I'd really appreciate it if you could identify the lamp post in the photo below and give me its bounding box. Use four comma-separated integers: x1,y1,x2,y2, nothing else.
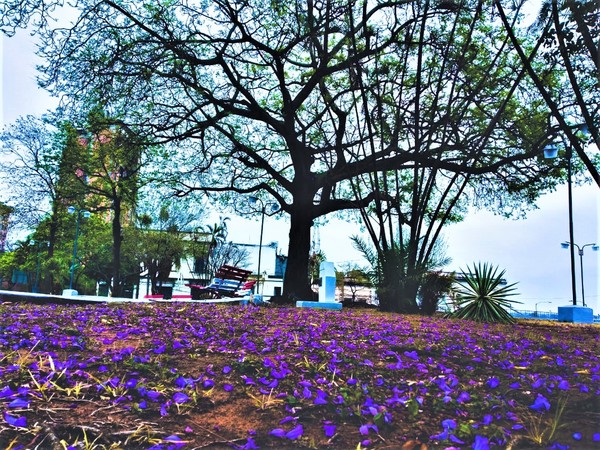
68,206,91,291
534,301,552,317
544,125,588,306
561,242,598,307
248,196,278,295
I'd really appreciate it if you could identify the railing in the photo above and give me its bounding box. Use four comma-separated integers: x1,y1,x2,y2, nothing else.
510,309,600,323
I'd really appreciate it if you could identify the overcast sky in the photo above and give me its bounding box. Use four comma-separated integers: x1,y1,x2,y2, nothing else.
2,26,598,313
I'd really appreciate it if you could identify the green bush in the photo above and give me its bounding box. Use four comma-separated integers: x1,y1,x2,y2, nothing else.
447,262,520,324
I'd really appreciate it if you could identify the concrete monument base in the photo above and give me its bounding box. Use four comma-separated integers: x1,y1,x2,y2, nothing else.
557,305,593,324
296,301,342,310
62,289,79,297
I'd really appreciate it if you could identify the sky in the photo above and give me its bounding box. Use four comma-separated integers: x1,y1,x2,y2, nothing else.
2,25,598,313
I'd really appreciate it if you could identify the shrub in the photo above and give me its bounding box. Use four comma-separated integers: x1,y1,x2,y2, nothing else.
447,262,520,324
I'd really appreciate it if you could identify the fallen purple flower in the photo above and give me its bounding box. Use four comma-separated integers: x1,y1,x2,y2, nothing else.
269,428,286,438
4,412,27,427
8,398,29,408
173,392,190,404
323,422,336,437
472,435,490,450
530,393,550,411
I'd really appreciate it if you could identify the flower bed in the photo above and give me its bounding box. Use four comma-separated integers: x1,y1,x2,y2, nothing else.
0,303,598,449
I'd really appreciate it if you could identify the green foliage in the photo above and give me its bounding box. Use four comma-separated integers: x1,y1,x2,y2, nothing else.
419,271,455,316
352,236,450,314
447,262,520,324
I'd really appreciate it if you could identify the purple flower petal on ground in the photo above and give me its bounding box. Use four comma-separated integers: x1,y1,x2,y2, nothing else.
360,424,370,435
530,393,550,411
125,378,138,389
138,400,147,409
222,365,232,374
242,437,259,450
323,422,336,437
431,430,449,440
173,392,189,404
4,412,27,427
269,428,286,438
593,433,600,441
223,383,234,392
175,376,194,388
203,379,215,389
486,377,500,389
285,424,303,440
8,398,29,408
442,419,457,430
146,390,161,401
404,350,418,360
457,391,471,403
449,434,465,444
0,386,15,398
163,435,185,447
473,435,490,450
302,386,312,399
557,380,569,390
314,389,327,405
572,432,582,441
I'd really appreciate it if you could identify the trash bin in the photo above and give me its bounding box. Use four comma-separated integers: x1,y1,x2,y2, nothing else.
157,285,173,300
97,281,109,297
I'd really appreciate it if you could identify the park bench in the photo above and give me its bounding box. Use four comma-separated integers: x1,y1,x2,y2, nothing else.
187,265,254,300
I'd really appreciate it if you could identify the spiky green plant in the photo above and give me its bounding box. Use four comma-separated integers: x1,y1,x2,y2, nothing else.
447,262,520,324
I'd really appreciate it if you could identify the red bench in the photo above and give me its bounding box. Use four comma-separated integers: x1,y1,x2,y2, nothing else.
187,265,253,299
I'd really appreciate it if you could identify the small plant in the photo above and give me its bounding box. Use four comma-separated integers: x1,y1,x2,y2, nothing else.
521,396,569,447
247,388,283,410
447,262,520,324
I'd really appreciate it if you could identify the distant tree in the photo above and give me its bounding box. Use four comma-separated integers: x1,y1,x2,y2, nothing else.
201,217,250,279
341,266,372,304
136,206,187,296
63,108,153,296
0,115,81,258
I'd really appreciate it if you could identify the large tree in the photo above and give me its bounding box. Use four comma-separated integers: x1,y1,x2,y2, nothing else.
0,0,572,300
346,0,564,312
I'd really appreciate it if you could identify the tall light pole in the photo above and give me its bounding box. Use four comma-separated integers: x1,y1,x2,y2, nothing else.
544,125,588,306
561,242,598,307
248,196,278,295
68,206,91,291
534,301,552,317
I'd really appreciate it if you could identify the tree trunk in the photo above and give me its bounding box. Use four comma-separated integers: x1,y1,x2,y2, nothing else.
283,207,315,302
111,198,123,297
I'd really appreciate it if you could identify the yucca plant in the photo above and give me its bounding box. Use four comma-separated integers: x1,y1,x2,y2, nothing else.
447,262,520,324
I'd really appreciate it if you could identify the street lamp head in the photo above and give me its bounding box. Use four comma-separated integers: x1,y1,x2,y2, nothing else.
266,203,280,214
248,196,259,206
543,144,559,159
592,244,599,252
561,242,570,249
82,211,91,219
67,206,76,214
